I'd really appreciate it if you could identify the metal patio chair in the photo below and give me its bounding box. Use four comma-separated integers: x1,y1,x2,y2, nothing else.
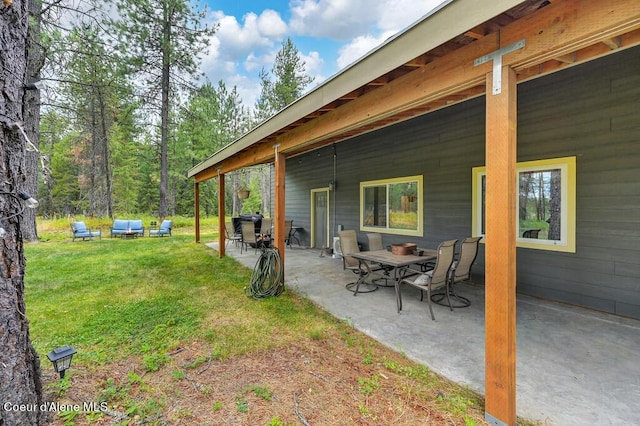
339,230,375,295
240,221,258,254
398,239,457,320
366,232,394,286
225,222,242,248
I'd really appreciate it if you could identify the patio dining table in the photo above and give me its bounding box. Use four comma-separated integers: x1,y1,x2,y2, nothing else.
347,248,437,312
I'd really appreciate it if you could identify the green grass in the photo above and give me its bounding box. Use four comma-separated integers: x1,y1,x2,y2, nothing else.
25,218,336,367
25,217,539,425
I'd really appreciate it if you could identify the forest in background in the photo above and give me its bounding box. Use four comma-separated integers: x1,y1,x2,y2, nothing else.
35,0,313,221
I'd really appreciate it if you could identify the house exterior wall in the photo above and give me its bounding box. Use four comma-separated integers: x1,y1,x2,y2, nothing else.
285,46,640,319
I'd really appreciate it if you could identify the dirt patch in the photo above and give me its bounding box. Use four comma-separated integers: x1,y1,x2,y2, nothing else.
44,332,488,425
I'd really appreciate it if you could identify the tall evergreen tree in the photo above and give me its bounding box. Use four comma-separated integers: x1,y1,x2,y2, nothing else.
255,37,314,122
61,24,130,217
253,37,313,214
174,81,250,216
0,0,44,423
22,0,45,241
109,0,216,218
39,111,82,216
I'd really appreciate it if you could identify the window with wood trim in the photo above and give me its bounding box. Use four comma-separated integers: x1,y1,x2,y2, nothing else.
472,156,576,252
360,175,423,237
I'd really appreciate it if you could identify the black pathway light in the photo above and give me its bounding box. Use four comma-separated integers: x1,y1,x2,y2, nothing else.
46,345,77,378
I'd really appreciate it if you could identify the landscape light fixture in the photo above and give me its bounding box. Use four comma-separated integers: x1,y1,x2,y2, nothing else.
46,345,77,378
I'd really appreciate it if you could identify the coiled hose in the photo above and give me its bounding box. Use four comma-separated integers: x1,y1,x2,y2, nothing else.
245,247,284,299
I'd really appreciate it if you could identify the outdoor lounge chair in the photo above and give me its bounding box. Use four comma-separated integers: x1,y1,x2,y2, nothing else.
149,220,172,237
71,221,101,241
398,239,457,320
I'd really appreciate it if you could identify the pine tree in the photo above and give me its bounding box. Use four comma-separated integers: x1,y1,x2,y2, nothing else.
109,0,216,218
0,0,44,423
255,37,314,122
252,38,313,214
174,81,250,215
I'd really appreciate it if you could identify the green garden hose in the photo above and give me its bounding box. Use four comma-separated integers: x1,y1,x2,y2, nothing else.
245,247,284,299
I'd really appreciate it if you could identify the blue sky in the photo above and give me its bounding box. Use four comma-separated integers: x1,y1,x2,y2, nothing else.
200,0,448,108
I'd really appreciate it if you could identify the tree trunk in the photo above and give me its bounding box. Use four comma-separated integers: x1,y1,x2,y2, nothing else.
158,8,172,219
97,89,114,218
0,1,45,424
22,0,44,241
548,170,562,241
518,173,532,222
89,99,98,216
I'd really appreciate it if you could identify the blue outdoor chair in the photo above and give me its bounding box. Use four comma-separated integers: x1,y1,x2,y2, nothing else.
71,221,101,241
149,220,172,237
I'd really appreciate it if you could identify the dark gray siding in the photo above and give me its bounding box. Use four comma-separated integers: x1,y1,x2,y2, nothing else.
285,46,640,319
516,47,640,318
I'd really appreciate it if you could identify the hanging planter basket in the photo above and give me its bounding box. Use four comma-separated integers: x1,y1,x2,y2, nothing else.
238,189,251,199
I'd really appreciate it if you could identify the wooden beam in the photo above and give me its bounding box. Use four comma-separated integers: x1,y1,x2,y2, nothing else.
503,0,640,71
273,146,286,277
484,66,517,426
218,172,225,257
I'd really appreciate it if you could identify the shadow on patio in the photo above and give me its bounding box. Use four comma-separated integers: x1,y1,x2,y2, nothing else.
207,242,640,425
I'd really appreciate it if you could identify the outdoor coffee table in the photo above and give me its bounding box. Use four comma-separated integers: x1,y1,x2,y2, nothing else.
121,231,138,239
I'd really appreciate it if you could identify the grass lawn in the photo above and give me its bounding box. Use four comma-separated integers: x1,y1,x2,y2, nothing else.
25,218,536,425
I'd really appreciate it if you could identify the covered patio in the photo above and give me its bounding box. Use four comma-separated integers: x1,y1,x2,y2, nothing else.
209,242,640,425
191,1,640,423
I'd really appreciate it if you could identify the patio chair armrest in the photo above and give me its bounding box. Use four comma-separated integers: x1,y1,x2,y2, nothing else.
419,261,436,272
398,268,420,280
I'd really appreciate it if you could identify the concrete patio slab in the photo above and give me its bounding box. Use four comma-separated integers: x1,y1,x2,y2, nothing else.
207,242,640,425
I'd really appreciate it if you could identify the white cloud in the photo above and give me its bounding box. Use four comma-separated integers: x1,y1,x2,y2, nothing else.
256,9,288,38
198,0,447,110
289,0,381,40
377,0,447,32
302,51,324,78
200,9,289,103
202,9,287,69
336,31,395,69
289,0,446,40
333,0,447,70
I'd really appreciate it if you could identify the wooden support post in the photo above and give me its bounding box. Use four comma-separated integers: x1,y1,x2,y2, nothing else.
273,145,286,278
484,65,517,426
194,182,200,243
218,171,225,257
